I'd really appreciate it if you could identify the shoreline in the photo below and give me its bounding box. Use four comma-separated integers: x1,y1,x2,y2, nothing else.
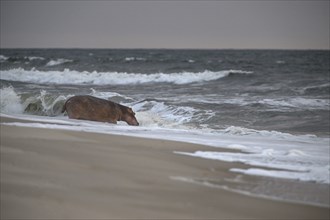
1,116,329,219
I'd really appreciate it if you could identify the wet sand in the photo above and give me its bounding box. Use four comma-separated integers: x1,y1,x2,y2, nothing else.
1,116,329,219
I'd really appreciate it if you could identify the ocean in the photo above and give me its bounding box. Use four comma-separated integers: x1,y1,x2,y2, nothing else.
1,49,329,205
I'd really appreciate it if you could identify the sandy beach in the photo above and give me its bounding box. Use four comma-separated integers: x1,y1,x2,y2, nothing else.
1,116,329,219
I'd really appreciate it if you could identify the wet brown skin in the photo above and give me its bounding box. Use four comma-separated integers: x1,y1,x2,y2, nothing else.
62,95,139,126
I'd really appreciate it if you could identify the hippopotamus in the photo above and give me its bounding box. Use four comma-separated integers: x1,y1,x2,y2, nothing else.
62,95,139,126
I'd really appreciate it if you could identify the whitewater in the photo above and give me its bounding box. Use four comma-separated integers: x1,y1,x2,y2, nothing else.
0,67,252,85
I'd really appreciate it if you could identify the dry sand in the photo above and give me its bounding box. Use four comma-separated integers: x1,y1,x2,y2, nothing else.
1,116,329,219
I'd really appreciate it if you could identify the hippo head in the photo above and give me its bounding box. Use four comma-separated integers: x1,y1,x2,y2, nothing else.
122,107,139,126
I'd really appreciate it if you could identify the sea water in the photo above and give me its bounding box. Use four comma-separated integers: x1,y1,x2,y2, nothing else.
1,49,329,206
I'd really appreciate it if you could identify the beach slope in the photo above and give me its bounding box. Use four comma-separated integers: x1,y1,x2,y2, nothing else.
1,118,329,219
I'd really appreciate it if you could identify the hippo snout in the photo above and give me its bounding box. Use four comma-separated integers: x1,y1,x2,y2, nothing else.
123,109,139,126
128,119,139,126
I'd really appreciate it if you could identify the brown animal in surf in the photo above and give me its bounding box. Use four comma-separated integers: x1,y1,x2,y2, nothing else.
62,95,139,126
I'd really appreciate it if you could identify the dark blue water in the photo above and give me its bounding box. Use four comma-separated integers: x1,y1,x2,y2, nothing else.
1,49,329,136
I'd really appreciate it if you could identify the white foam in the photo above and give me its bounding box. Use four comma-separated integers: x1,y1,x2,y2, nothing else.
89,88,134,101
0,87,24,114
222,126,305,138
26,90,68,115
134,100,196,125
124,57,146,62
0,87,73,116
46,58,73,66
175,133,330,184
230,167,330,183
0,55,9,61
0,68,252,85
24,56,45,61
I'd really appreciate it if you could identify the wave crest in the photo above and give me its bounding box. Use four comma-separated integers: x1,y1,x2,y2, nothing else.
46,58,73,66
0,86,24,114
0,87,70,116
0,68,252,85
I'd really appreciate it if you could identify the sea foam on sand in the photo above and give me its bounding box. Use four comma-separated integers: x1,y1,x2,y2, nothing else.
1,113,329,185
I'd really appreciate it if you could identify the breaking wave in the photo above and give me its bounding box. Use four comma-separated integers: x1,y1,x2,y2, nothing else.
0,87,212,129
0,55,46,63
0,86,69,116
0,55,9,62
0,86,25,114
0,86,218,132
0,68,253,85
46,58,73,66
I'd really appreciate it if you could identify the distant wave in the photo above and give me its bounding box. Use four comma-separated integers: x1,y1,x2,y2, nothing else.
0,55,45,62
124,57,146,62
302,83,330,95
25,56,45,61
46,58,73,66
0,55,9,62
0,68,253,85
257,98,330,110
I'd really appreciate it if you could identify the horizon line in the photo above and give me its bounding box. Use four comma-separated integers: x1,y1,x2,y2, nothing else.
1,47,329,51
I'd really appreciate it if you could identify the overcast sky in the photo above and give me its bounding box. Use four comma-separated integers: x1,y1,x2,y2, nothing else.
1,1,329,49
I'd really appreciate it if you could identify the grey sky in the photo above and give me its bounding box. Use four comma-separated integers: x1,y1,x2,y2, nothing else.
1,1,329,49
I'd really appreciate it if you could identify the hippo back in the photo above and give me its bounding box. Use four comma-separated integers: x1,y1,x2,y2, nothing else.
64,95,120,123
